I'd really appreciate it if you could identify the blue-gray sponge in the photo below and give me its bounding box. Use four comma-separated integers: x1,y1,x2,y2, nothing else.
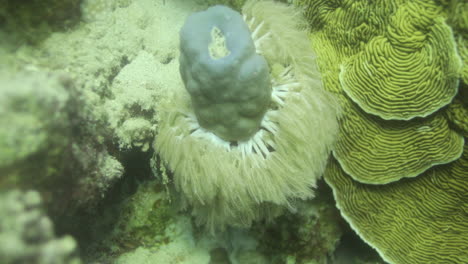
179,5,271,141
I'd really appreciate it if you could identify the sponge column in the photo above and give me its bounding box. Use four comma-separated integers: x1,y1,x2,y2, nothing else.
179,5,271,142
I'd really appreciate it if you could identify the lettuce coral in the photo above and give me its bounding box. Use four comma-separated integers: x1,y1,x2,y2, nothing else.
324,144,468,264
299,0,464,183
333,100,463,184
295,0,467,263
340,14,461,120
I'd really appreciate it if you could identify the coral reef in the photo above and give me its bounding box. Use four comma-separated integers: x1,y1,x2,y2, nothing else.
4,0,445,263
0,190,81,264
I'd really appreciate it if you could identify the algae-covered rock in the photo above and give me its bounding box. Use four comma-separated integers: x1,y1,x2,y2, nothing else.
0,69,123,216
104,51,165,151
251,184,343,264
0,190,81,264
324,142,468,264
0,0,82,45
82,181,173,262
0,71,69,168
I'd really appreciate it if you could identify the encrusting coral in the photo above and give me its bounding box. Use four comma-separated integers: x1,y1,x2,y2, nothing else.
155,0,340,231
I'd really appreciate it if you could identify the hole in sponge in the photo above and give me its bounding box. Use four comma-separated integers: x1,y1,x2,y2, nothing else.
208,26,231,59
